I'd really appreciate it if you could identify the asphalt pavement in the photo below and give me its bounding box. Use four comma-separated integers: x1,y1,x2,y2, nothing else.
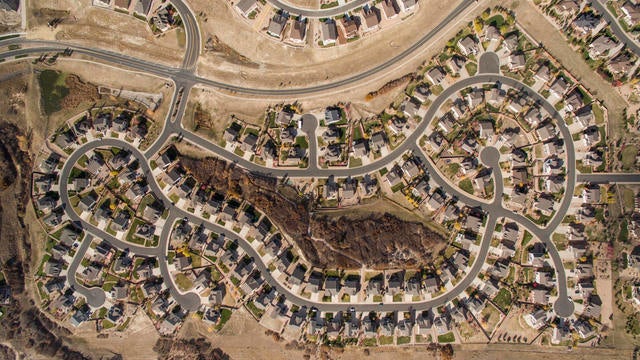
58,68,585,316
171,0,201,70
0,0,479,96
267,0,369,17
66,234,107,308
478,51,500,74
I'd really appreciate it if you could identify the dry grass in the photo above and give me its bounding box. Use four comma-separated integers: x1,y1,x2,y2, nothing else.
511,0,627,140
317,197,448,238
28,0,183,66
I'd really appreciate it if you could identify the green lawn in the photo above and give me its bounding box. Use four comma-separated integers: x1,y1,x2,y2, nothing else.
493,288,512,312
362,338,378,346
621,145,637,171
552,233,568,251
102,319,116,330
295,136,309,149
397,336,411,345
245,301,264,318
592,104,605,124
378,336,394,345
438,332,455,343
174,273,193,291
38,70,68,115
445,163,461,178
622,188,635,212
458,179,474,194
465,62,478,76
522,231,533,247
215,309,233,330
349,157,363,168
125,218,147,245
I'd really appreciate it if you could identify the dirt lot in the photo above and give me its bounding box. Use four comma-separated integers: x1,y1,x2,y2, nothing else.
0,8,21,32
184,88,273,140
192,0,482,92
39,60,173,127
179,308,308,359
67,311,160,359
27,0,183,67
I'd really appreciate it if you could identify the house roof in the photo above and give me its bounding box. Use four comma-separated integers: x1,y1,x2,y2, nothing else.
236,0,258,14
267,15,287,37
290,20,306,41
321,21,338,42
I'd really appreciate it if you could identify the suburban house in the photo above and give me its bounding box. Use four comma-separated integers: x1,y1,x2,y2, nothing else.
321,20,338,46
621,1,640,27
399,0,416,12
571,12,605,36
289,19,307,43
235,0,258,18
588,35,620,59
426,67,446,85
362,7,381,31
381,0,399,19
267,14,288,38
457,35,479,56
342,17,359,39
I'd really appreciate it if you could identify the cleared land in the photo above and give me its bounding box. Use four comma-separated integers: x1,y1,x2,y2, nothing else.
27,0,183,67
192,0,482,92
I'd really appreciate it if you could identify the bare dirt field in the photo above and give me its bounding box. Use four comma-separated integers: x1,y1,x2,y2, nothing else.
192,0,484,91
188,83,406,142
0,8,21,32
27,0,183,67
281,0,319,8
184,87,273,140
42,60,173,124
179,308,309,359
317,197,448,237
66,311,160,359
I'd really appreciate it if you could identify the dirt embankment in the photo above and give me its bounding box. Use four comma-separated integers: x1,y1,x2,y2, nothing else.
153,338,229,360
0,122,101,359
181,155,445,269
310,213,443,269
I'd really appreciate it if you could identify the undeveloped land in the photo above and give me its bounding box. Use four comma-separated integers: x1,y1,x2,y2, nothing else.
27,0,183,67
180,152,446,269
192,0,477,91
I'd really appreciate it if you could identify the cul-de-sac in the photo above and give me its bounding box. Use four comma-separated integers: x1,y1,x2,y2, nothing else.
0,0,639,358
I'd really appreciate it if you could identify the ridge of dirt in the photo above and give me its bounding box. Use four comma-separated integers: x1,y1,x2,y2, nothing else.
180,154,446,269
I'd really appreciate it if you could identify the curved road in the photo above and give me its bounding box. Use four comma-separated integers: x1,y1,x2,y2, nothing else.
154,71,577,316
60,139,201,310
591,0,640,56
66,234,107,308
171,0,201,70
60,136,506,313
0,0,478,96
59,70,578,316
269,0,369,17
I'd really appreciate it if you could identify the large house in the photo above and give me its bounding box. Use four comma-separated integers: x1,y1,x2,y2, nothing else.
457,35,479,56
235,0,258,18
321,20,338,46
